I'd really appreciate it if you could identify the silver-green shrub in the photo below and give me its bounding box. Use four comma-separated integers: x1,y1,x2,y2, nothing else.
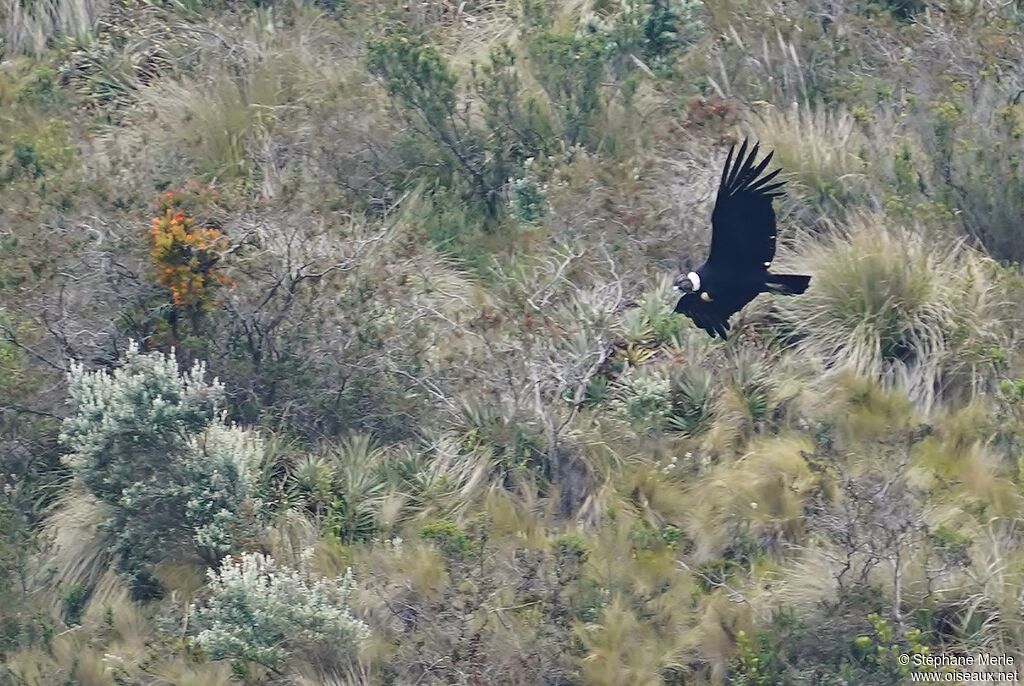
59,340,263,598
191,552,369,669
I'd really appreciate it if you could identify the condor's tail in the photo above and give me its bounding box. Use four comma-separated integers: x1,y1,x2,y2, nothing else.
763,273,811,296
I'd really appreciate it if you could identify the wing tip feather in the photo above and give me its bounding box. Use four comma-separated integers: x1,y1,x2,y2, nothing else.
720,138,786,200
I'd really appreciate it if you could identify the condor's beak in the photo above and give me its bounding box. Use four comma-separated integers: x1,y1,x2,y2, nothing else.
673,275,692,293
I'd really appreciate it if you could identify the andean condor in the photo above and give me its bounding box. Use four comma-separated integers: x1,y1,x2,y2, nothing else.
672,139,811,340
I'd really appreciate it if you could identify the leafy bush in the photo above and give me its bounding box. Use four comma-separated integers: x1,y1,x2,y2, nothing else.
523,23,608,151
420,518,478,558
59,341,263,598
367,2,693,235
850,613,933,683
599,0,707,77
191,552,368,670
729,628,787,686
870,0,926,20
0,476,48,658
0,117,76,187
367,30,547,225
613,368,673,430
149,187,231,311
509,163,548,224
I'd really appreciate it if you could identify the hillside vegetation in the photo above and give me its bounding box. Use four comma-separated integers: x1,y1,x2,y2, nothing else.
2,0,1024,684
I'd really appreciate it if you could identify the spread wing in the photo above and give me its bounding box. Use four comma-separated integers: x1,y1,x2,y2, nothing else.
673,292,748,341
707,139,786,271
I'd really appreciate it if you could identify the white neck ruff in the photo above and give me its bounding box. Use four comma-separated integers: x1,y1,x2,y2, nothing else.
687,271,701,291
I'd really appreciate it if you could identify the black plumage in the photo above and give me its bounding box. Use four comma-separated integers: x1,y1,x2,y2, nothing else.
672,139,811,340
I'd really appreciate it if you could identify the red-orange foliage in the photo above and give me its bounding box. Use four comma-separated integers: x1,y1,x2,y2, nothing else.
149,186,232,309
683,95,739,143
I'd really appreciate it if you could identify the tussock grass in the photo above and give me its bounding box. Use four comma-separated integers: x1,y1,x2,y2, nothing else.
959,523,1024,652
683,592,753,683
682,435,816,561
913,435,1023,521
576,595,687,686
38,489,117,612
138,62,310,181
23,634,113,686
265,508,320,567
131,5,349,183
730,437,817,539
750,546,842,618
146,660,236,686
749,102,870,214
776,214,1007,409
4,593,153,685
707,22,812,107
825,372,917,442
1,0,107,57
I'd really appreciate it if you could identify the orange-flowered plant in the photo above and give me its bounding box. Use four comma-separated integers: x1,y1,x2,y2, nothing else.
149,186,232,310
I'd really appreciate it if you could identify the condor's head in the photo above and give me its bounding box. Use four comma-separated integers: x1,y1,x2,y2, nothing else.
672,271,701,294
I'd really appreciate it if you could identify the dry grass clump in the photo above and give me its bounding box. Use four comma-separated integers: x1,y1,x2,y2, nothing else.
37,488,118,612
1,0,107,57
128,4,353,184
682,435,817,562
749,102,871,215
775,213,1007,409
138,62,317,182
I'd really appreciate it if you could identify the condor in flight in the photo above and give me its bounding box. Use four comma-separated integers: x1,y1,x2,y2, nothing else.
672,139,811,340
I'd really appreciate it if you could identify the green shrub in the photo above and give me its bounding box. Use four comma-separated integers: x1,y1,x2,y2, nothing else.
368,30,552,228
13,64,63,108
601,0,707,77
522,24,607,151
0,117,76,187
509,166,548,224
729,628,786,686
868,0,926,20
367,30,495,214
420,518,478,558
59,584,87,625
851,612,933,683
0,478,47,656
471,42,556,194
